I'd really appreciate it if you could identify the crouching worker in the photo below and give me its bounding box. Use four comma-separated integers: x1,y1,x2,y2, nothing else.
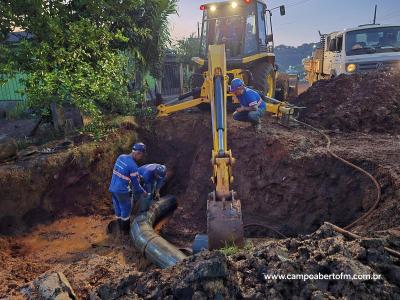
137,164,167,213
230,78,267,132
108,142,148,234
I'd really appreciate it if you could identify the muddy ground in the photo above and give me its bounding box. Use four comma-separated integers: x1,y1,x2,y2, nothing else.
1,72,400,298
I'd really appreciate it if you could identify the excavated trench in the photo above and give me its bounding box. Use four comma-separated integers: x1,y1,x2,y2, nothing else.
1,110,398,298
140,112,379,246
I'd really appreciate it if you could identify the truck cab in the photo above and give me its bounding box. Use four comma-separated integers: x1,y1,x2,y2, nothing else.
304,24,400,84
324,24,400,76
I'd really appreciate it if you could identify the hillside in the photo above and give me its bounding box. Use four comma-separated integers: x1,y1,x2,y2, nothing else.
274,42,318,72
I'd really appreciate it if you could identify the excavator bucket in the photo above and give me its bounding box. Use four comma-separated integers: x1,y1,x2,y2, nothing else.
207,197,244,250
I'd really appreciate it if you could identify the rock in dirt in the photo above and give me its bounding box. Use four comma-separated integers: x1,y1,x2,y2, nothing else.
33,272,77,300
294,71,400,133
90,224,400,299
0,134,17,161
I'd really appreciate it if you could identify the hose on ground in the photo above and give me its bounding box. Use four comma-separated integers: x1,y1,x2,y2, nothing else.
244,223,287,238
325,222,400,259
291,118,381,231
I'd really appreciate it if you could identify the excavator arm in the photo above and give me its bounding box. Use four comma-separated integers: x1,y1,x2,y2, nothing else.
155,46,300,250
206,44,244,250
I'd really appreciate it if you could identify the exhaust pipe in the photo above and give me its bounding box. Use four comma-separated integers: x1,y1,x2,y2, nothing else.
130,195,187,268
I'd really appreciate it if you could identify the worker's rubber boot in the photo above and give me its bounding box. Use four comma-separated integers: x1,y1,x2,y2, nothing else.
120,218,130,235
107,219,119,235
117,219,124,235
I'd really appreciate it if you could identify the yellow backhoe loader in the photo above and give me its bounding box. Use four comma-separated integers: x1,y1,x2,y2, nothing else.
157,0,300,249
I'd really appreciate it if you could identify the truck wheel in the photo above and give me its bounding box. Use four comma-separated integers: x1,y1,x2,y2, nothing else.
251,62,276,98
275,72,289,101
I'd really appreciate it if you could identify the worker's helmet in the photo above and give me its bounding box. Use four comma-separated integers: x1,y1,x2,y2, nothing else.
155,164,167,178
132,142,146,153
229,78,244,92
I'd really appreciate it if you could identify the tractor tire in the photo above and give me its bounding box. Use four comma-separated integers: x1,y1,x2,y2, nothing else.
250,61,276,98
275,72,289,101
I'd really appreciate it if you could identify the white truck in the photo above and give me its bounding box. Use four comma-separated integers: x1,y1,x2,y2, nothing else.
304,24,400,84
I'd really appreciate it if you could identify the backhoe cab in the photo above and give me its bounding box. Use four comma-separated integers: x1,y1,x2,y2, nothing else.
156,1,299,251
199,0,274,60
157,0,294,117
193,0,289,101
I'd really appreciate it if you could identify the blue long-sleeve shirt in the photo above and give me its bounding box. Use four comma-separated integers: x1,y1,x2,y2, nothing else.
237,87,266,111
109,154,146,194
138,164,166,193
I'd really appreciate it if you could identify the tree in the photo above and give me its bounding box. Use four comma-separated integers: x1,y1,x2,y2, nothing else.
174,34,200,64
0,0,177,127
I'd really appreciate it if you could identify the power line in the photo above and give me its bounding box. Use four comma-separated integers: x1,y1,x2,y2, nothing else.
285,0,314,9
384,14,400,21
268,0,314,9
380,9,400,19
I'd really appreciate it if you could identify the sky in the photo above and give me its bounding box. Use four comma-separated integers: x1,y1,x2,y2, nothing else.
169,0,400,46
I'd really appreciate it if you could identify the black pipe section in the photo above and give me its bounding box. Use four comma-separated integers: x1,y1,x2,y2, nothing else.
130,195,187,268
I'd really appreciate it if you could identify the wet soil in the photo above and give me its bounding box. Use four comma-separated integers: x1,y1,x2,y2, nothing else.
0,215,153,298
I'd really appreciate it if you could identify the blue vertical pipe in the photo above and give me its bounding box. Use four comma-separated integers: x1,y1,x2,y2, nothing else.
214,76,225,153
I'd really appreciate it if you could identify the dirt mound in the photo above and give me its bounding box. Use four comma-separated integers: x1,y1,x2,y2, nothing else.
294,71,400,133
90,223,400,299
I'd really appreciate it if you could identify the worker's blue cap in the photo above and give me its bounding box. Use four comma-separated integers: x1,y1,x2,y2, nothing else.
229,78,244,92
155,164,167,177
132,142,146,153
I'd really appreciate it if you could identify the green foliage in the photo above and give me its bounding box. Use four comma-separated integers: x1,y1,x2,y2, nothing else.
220,242,240,256
244,240,254,252
0,0,177,134
6,101,30,120
174,34,201,64
220,240,254,256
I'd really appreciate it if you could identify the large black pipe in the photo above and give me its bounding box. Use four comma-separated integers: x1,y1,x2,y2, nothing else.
130,195,187,268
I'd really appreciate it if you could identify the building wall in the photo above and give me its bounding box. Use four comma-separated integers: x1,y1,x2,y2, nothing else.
0,74,26,102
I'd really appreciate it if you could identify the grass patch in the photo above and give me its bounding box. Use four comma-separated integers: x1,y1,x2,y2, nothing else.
219,240,255,256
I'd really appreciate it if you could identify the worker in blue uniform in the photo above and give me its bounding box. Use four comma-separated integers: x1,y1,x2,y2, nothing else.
137,164,167,213
230,78,267,132
108,142,148,234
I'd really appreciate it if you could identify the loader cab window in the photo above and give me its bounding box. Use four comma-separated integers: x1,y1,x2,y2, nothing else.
244,6,257,54
199,5,245,58
336,35,343,52
325,36,331,51
327,36,343,52
257,2,267,47
329,37,337,51
199,11,208,57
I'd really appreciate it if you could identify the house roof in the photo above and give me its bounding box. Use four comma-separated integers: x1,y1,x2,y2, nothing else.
4,31,33,43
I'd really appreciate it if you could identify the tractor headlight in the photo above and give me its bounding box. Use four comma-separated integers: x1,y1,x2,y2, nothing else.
231,2,238,8
346,63,357,73
210,5,217,12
